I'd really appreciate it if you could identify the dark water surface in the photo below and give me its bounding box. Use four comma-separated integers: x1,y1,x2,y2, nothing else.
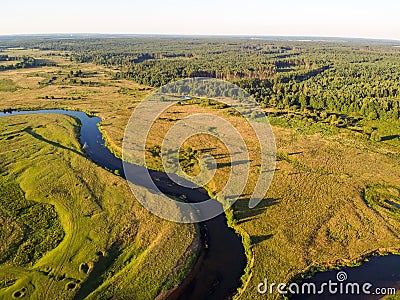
292,255,400,300
0,109,246,300
386,200,400,209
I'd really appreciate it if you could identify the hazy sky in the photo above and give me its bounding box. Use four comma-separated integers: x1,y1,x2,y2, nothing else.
1,0,399,40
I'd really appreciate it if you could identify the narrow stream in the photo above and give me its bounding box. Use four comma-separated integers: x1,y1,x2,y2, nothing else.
386,200,400,209
0,109,246,300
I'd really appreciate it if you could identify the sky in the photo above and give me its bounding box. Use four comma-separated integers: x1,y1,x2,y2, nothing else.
1,0,399,40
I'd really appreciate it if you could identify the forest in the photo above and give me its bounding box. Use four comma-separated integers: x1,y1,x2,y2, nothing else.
2,37,397,120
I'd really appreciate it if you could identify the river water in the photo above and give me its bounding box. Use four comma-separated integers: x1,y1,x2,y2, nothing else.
292,254,400,300
0,109,246,300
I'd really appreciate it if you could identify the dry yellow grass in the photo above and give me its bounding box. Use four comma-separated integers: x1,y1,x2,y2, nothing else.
141,102,400,299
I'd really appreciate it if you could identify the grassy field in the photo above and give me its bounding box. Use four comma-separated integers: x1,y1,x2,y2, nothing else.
0,79,18,92
0,48,399,299
0,48,152,156
0,114,196,299
140,100,400,299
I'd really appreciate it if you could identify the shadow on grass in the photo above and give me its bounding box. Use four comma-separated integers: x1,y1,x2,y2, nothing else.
251,234,273,245
234,197,280,225
381,134,400,141
215,160,252,170
288,151,303,156
74,243,122,300
24,127,83,157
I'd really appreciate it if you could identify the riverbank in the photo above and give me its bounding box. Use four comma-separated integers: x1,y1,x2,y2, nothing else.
289,248,400,284
0,113,196,299
0,109,247,300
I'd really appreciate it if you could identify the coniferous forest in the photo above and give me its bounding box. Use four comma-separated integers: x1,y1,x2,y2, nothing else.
8,37,398,120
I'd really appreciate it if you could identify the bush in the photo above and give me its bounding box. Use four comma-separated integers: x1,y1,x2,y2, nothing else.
370,130,381,142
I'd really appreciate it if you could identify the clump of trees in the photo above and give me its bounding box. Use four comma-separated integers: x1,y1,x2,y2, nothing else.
0,56,55,71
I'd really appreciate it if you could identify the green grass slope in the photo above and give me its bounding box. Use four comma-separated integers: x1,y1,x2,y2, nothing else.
0,114,196,299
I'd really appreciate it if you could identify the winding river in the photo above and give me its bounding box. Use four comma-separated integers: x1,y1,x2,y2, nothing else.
2,109,399,299
0,109,246,300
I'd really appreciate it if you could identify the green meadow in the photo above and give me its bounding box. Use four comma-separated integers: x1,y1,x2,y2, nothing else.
0,114,196,299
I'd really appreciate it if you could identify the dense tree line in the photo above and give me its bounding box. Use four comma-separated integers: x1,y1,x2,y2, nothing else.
1,37,399,119
0,55,55,71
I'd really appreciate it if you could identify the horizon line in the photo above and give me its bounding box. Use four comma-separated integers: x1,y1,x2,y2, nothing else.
0,33,399,43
